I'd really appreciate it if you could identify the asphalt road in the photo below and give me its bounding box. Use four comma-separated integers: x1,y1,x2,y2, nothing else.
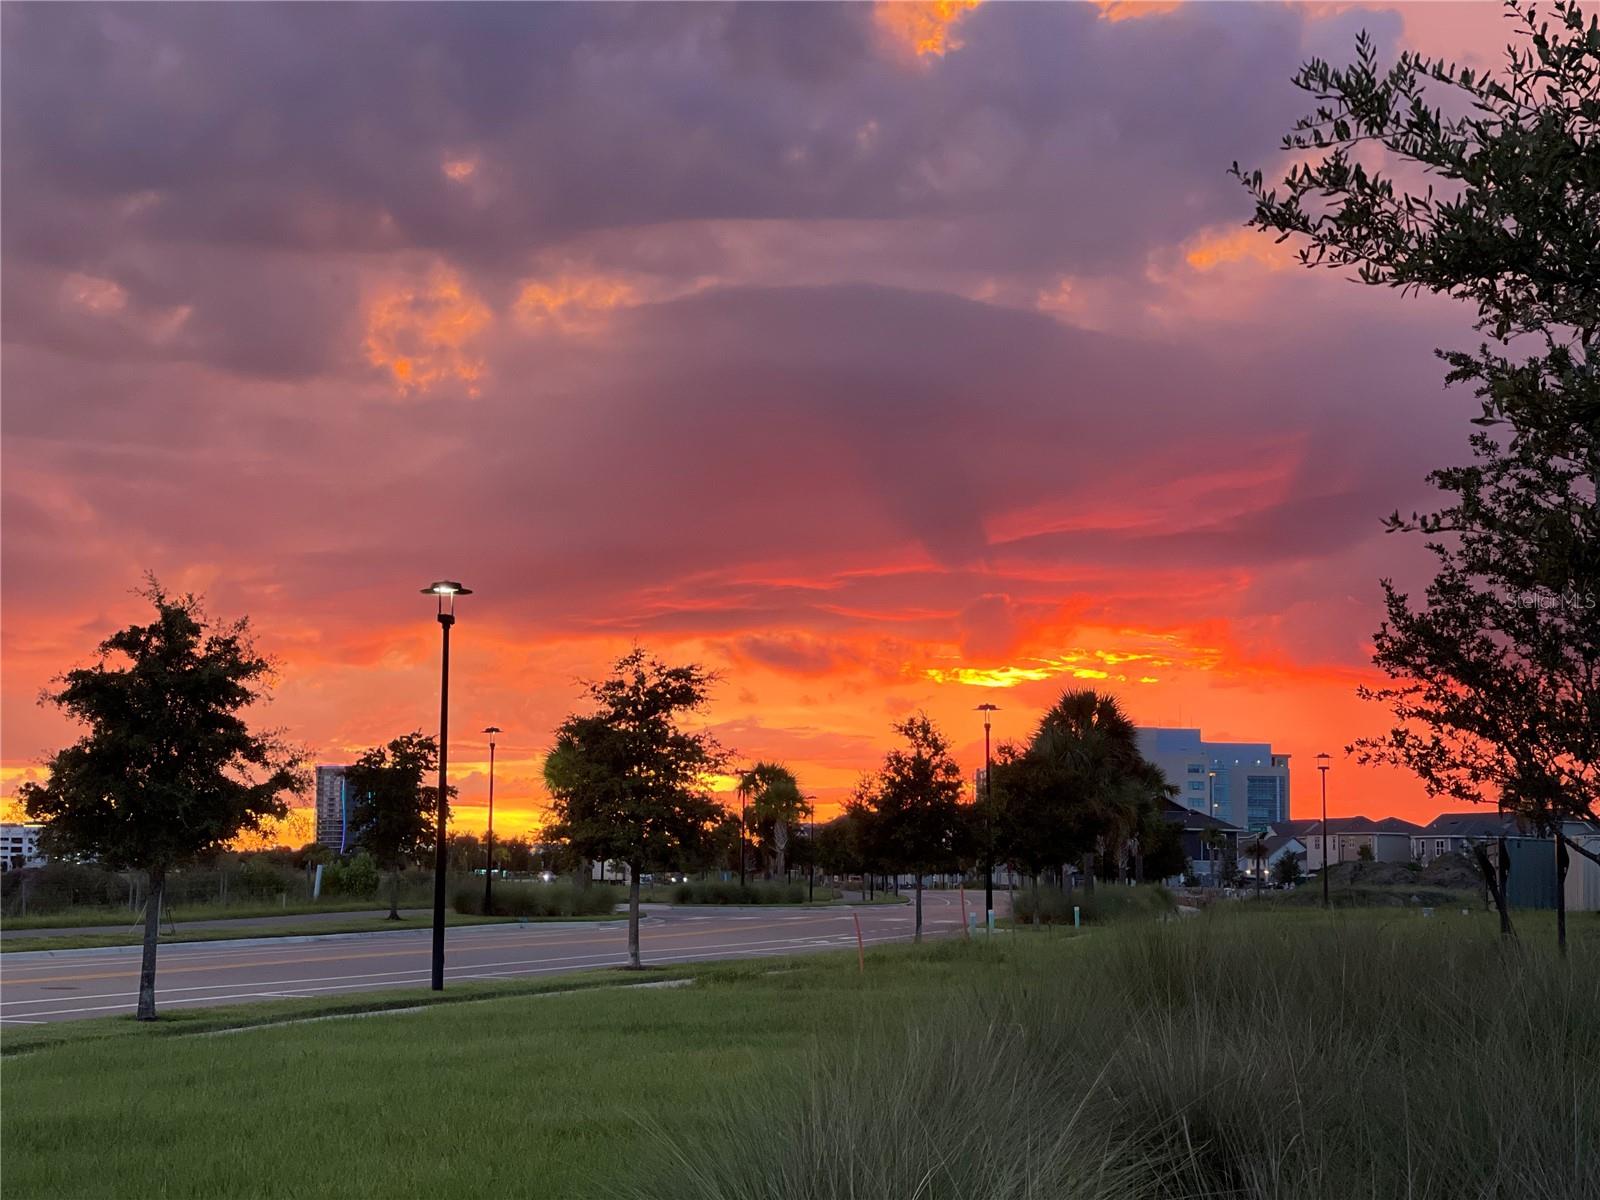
0,891,1002,1025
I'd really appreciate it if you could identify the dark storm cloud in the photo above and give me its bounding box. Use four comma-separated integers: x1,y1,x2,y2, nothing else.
5,1,1325,278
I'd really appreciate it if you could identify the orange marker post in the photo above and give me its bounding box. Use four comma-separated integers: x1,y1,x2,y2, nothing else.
852,911,865,974
960,886,970,938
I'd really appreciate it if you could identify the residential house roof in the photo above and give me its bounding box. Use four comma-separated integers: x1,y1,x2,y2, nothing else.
1269,816,1423,837
1161,799,1244,834
1421,811,1599,839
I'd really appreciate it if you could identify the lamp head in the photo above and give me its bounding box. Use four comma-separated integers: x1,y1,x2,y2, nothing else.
1316,751,1331,772
422,580,472,621
975,702,999,728
484,725,502,746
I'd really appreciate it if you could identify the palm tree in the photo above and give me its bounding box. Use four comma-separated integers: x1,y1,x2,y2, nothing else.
1028,690,1147,893
738,762,804,879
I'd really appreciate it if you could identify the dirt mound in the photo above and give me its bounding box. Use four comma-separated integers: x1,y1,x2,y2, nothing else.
1326,860,1419,887
1420,852,1483,889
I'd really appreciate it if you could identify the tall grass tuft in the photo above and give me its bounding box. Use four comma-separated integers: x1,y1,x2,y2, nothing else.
642,911,1600,1200
1011,882,1175,925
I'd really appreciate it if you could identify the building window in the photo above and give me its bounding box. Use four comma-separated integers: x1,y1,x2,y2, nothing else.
1188,780,1205,791
1435,839,1446,858
1187,765,1203,774
1245,775,1280,831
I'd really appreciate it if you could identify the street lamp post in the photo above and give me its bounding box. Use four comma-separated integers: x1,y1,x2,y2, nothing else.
482,726,502,914
422,580,471,992
1317,752,1331,910
1206,770,1217,882
738,779,747,889
976,703,999,925
807,796,816,903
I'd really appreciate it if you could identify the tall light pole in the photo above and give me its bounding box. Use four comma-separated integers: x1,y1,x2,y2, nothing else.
737,776,747,888
422,580,470,991
1317,752,1331,910
1206,769,1217,882
482,725,502,914
976,703,999,924
806,795,816,903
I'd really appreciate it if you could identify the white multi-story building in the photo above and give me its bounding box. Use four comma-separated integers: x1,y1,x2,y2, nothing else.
314,765,354,853
1137,728,1291,833
0,822,47,870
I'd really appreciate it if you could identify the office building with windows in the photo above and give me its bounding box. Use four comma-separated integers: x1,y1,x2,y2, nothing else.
314,764,356,853
0,822,46,870
1136,727,1291,833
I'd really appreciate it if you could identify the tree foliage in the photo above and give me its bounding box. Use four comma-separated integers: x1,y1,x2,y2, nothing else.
346,732,444,919
19,581,303,1018
739,761,806,877
1238,1,1600,861
543,649,726,966
851,713,968,939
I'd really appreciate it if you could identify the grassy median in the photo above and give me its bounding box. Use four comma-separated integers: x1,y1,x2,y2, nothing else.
4,908,1596,1200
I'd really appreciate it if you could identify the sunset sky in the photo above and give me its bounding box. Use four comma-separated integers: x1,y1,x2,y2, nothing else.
1,1,1515,839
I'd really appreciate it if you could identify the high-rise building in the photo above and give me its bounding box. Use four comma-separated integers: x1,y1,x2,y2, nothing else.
1136,727,1290,833
314,764,355,853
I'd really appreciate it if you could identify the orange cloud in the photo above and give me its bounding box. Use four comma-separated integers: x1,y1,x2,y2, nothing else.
441,157,478,182
514,274,638,334
875,0,981,59
1183,226,1296,274
363,268,492,394
1094,1,1182,22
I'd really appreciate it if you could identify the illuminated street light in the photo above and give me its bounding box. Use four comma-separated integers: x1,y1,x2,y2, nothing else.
421,580,472,990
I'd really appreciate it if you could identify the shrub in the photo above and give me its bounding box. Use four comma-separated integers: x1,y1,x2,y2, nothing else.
323,853,381,898
1011,883,1174,925
668,880,810,905
0,863,132,914
451,880,620,918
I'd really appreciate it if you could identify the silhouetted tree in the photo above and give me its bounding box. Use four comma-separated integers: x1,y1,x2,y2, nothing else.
739,762,805,878
1272,852,1304,888
543,650,726,967
1239,0,1600,948
346,732,442,920
854,714,968,942
19,581,303,1019
1029,689,1150,892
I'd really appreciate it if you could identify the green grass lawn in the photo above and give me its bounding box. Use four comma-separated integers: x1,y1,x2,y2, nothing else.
5,908,1595,1200
1,942,991,1199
